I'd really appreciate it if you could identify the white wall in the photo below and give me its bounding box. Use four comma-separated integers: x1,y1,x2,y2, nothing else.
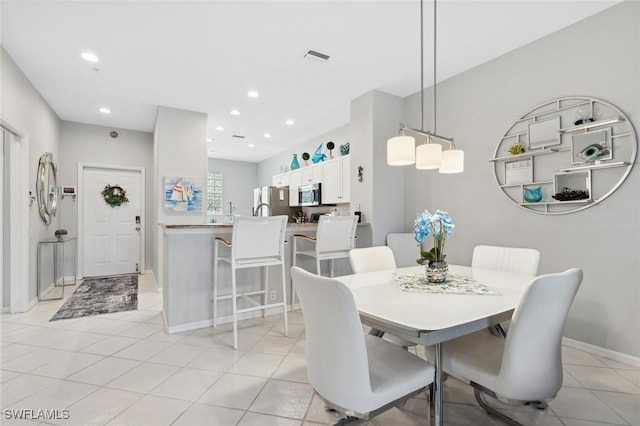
402,1,640,357
154,106,208,225
207,158,258,219
153,106,208,284
350,90,406,245
1,47,61,306
58,122,154,269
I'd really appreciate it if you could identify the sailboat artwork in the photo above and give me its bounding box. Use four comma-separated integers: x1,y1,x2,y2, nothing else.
164,176,203,213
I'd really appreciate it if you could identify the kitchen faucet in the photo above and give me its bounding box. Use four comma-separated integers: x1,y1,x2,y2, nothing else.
253,203,270,216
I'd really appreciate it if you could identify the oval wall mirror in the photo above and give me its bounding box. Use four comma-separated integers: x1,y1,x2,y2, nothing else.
36,152,58,224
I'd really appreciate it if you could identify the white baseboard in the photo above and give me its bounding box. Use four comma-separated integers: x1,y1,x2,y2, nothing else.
145,269,159,290
563,337,640,368
163,306,288,334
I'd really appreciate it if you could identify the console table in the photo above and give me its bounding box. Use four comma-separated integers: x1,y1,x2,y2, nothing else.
37,237,77,301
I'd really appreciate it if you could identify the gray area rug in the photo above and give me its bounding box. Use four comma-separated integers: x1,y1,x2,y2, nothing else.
50,274,138,321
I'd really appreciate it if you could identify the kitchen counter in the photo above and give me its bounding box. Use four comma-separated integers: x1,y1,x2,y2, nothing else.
159,221,371,333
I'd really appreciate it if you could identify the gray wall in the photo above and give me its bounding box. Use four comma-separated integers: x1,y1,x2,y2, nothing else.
1,47,61,305
58,121,154,270
207,158,258,219
401,1,639,356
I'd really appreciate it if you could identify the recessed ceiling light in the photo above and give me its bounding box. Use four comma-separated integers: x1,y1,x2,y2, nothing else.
247,91,259,98
81,51,99,62
248,144,255,148
264,133,271,138
230,109,240,116
215,126,224,131
99,107,111,114
207,138,212,142
285,119,295,126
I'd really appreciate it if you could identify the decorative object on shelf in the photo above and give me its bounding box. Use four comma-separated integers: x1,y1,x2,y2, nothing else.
574,108,596,126
301,152,310,166
572,130,612,164
414,209,455,283
340,142,350,156
311,144,326,163
552,187,589,201
326,141,335,158
357,166,364,183
508,143,525,155
36,152,58,224
291,154,300,170
492,96,636,215
54,229,68,241
523,186,542,203
164,176,203,213
101,184,129,208
387,0,463,173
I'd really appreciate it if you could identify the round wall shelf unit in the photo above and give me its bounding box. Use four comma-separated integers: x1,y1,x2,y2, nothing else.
491,96,636,215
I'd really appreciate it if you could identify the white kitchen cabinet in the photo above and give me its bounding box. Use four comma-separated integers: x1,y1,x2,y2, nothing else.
288,170,302,206
301,163,323,184
272,173,290,188
321,156,350,204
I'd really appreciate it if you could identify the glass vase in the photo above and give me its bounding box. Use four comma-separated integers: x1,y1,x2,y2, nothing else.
291,154,300,170
425,261,448,283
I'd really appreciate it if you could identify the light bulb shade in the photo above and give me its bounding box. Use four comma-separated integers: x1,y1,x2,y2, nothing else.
415,142,442,170
387,135,415,165
439,149,464,173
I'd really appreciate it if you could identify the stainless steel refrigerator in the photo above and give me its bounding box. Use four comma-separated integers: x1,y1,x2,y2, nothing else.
253,186,296,218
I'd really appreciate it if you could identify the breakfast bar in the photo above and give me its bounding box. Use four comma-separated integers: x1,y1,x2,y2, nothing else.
160,222,372,333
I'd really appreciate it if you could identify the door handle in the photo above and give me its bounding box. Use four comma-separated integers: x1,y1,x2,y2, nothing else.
136,226,141,232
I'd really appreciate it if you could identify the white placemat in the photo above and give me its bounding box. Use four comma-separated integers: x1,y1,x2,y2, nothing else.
394,272,500,295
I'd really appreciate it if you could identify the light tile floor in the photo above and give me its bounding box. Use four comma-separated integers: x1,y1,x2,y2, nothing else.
1,274,639,425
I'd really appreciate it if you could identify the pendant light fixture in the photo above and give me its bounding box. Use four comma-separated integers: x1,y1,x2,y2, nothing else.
387,0,464,173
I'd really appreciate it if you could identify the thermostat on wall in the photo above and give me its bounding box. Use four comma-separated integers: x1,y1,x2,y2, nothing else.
61,186,77,198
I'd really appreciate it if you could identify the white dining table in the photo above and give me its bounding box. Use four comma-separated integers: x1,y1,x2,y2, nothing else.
336,264,534,426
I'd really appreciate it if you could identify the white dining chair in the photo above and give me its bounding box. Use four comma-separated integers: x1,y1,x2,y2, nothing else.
472,245,541,336
348,246,397,273
438,268,583,425
471,245,541,276
386,232,420,268
292,215,359,277
290,266,435,423
349,246,417,350
212,215,289,349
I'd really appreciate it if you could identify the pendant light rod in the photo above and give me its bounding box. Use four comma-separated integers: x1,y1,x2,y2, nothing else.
399,123,455,145
420,0,424,131
433,0,437,135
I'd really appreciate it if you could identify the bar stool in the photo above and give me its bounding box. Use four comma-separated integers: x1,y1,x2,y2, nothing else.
292,215,358,308
213,215,289,349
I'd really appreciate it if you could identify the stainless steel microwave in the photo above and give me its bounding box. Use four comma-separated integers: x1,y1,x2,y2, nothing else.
299,183,321,206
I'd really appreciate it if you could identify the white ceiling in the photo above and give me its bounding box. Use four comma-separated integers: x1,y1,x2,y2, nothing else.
0,0,621,162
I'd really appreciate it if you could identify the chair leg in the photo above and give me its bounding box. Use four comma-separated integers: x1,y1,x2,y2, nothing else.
280,262,288,337
316,258,321,276
212,243,219,328
231,267,238,350
263,265,268,319
473,387,522,426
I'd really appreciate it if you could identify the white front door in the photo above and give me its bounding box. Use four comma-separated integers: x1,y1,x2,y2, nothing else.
83,167,142,277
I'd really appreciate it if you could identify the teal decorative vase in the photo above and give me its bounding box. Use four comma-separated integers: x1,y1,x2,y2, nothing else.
524,186,542,203
291,154,300,170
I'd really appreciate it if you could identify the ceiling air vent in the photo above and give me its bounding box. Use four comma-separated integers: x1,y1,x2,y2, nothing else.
304,50,330,61
232,134,245,139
